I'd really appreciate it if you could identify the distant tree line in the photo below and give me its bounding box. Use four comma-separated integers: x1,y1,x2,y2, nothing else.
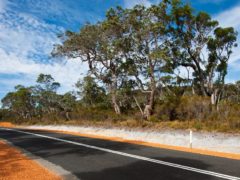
1,0,240,128
1,74,76,121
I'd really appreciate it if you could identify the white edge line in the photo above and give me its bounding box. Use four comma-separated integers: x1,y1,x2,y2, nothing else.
1,127,240,180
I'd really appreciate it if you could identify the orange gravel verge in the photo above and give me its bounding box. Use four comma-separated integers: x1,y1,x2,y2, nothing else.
0,122,14,128
0,141,61,180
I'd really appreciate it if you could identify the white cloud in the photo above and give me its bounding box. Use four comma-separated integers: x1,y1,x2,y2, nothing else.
215,6,240,29
8,0,101,28
0,48,87,94
214,5,240,68
124,0,152,8
0,0,7,13
0,11,62,57
0,1,87,97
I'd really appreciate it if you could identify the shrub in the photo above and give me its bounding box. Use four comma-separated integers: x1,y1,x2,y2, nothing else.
154,95,181,121
176,96,211,121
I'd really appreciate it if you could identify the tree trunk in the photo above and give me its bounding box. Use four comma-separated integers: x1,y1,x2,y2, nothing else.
112,93,121,114
143,105,151,119
199,78,207,96
143,89,155,120
110,73,121,115
211,88,221,110
133,95,144,117
191,83,195,95
143,57,156,120
65,111,70,120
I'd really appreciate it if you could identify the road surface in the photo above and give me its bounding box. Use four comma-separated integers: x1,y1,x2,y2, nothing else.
0,127,239,180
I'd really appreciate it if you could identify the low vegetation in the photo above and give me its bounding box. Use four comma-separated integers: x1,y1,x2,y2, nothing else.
1,0,240,133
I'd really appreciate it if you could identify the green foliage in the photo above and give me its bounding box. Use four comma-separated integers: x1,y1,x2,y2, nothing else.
154,95,181,121
1,85,35,120
1,74,77,121
36,73,60,92
53,0,237,118
171,1,237,98
176,96,211,120
76,76,109,108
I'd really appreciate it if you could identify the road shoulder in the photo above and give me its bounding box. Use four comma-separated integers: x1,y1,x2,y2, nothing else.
0,140,62,180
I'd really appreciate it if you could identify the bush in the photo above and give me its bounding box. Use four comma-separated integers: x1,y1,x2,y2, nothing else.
176,96,211,121
154,95,181,121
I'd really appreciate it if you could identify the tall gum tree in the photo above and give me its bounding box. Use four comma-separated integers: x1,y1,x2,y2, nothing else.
170,0,237,106
35,74,61,114
53,7,130,114
124,1,173,119
1,85,35,120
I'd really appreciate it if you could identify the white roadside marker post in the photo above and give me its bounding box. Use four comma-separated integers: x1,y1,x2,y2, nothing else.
189,130,193,149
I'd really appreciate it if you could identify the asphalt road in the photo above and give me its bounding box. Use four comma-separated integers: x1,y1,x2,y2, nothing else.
0,128,240,180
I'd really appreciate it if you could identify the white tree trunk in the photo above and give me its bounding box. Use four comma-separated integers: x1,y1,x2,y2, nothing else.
111,92,121,114
211,88,221,110
143,89,155,119
143,105,151,119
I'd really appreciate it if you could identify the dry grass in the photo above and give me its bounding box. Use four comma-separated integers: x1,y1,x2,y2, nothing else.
3,116,240,133
21,118,239,133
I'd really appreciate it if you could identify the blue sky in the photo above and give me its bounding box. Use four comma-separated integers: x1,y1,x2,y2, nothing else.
0,0,240,100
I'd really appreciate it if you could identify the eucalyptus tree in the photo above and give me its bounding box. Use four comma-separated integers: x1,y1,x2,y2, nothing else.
75,76,107,107
124,1,174,119
170,0,237,106
36,74,60,92
1,85,35,120
53,7,130,114
34,74,61,114
207,27,238,105
59,92,76,120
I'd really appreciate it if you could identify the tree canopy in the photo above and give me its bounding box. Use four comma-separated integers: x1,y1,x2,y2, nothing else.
53,0,237,119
